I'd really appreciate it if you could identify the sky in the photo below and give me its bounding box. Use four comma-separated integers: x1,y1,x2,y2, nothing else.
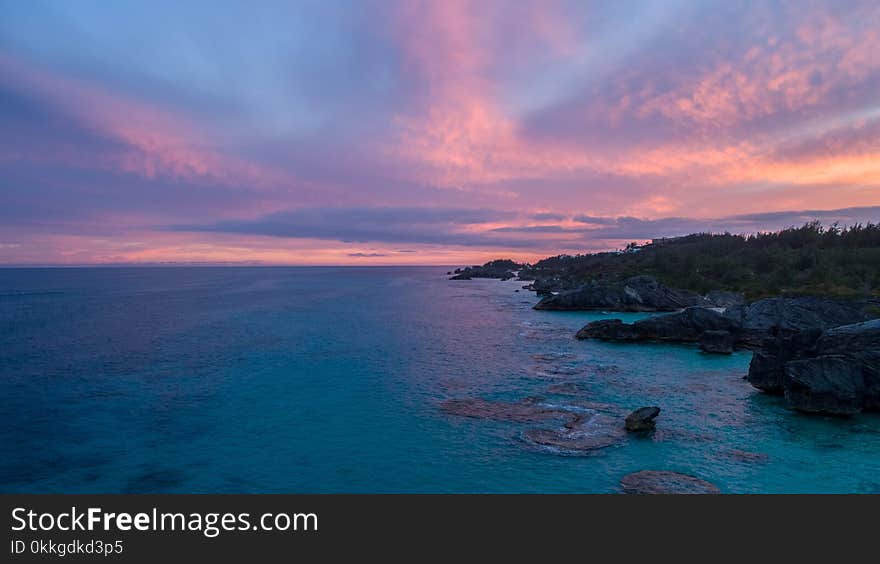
1,0,879,265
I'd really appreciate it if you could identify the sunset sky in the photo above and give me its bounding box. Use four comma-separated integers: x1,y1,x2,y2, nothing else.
2,0,879,265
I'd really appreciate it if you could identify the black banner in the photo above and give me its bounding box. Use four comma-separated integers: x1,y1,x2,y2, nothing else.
1,495,874,561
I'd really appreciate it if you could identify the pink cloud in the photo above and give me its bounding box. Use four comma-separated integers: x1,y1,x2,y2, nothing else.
638,7,880,128
2,1,880,265
380,1,880,225
0,53,291,191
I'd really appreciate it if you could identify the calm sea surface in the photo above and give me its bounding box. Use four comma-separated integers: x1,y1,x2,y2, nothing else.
1,267,879,493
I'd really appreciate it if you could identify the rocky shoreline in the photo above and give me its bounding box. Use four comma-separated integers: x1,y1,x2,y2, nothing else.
573,296,878,415
450,265,880,417
440,261,880,494
750,319,880,415
447,259,521,280
533,275,742,312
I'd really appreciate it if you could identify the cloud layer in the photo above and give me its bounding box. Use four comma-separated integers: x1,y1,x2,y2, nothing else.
1,1,879,264
168,204,880,252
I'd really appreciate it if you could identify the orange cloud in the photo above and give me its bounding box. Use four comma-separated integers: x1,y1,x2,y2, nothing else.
382,1,880,223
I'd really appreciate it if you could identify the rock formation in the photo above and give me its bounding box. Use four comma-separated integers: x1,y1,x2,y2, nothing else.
449,259,522,280
534,275,709,311
699,330,735,354
747,319,880,415
624,407,661,432
575,297,866,350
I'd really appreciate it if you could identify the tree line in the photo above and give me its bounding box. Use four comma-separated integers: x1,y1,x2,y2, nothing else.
521,221,880,298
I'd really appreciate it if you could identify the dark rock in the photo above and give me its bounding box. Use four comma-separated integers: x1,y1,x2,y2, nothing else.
699,330,735,354
817,318,880,354
819,320,880,411
746,329,822,393
575,319,627,340
576,306,734,342
449,259,523,281
577,296,866,350
705,290,746,308
534,275,708,312
723,296,866,347
574,295,876,416
784,356,865,415
748,319,880,414
528,277,569,296
624,406,661,432
620,471,720,494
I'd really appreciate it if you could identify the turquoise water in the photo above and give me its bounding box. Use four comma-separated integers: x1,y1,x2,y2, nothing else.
1,266,879,493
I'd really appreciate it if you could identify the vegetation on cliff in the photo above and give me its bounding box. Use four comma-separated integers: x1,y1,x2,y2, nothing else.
519,221,880,299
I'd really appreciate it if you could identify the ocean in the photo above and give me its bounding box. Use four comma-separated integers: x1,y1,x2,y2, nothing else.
2,266,879,493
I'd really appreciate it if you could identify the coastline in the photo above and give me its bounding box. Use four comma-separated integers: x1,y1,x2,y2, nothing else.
3,267,880,493
442,222,880,490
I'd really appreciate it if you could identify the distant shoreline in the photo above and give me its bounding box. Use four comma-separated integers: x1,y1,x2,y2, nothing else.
0,263,461,269
450,221,880,301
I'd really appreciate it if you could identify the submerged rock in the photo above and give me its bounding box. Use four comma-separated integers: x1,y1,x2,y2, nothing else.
523,412,625,454
444,396,627,456
440,397,572,422
534,275,708,312
546,382,585,395
620,470,720,494
725,449,769,464
699,330,735,354
624,406,661,432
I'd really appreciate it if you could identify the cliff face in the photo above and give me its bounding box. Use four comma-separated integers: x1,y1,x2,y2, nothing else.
574,296,867,347
533,275,724,312
750,319,880,415
573,296,877,416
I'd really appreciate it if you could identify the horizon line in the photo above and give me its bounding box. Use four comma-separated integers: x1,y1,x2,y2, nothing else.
0,263,474,268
